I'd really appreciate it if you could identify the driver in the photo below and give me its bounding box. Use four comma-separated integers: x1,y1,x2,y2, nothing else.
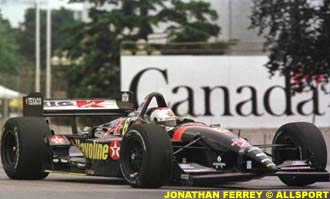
149,107,177,129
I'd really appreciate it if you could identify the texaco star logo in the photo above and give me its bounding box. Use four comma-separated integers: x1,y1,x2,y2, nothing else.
50,135,65,145
109,141,121,160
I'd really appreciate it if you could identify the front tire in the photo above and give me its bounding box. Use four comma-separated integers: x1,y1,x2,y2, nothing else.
272,122,327,186
1,117,51,179
120,124,172,188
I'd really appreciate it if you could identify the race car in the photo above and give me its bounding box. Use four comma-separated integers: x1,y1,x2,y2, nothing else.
1,92,329,188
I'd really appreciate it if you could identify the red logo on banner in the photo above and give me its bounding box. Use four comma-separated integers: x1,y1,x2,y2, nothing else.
76,100,104,108
109,141,121,160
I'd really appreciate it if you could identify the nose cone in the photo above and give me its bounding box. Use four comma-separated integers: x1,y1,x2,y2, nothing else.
246,147,277,173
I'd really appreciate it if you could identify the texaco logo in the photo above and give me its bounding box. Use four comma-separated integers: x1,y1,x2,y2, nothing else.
109,141,121,160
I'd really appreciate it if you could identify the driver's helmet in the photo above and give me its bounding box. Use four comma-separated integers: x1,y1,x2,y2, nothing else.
149,107,177,127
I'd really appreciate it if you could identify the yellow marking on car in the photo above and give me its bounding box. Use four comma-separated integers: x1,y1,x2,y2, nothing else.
121,118,131,135
44,170,87,176
75,139,109,160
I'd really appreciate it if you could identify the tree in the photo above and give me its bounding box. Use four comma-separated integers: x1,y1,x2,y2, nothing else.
16,8,81,69
250,0,330,92
65,0,221,97
161,0,220,42
0,15,19,75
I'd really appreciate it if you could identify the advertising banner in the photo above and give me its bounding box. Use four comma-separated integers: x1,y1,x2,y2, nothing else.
121,56,330,128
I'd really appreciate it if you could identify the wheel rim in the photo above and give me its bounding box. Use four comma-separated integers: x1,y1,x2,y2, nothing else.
2,131,18,166
123,137,144,175
274,133,301,164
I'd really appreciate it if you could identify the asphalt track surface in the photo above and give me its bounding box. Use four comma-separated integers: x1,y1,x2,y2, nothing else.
0,165,329,199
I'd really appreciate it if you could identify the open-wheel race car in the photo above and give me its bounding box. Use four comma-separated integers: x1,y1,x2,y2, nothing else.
1,92,329,188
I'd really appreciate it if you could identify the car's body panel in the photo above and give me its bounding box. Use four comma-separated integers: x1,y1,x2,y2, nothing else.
17,92,330,186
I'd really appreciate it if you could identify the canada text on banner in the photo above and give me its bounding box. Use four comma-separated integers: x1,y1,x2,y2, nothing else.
121,55,330,128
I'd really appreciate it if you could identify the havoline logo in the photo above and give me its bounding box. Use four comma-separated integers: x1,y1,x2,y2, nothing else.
75,140,109,160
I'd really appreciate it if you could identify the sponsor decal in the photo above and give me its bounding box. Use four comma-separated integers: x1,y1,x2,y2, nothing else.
75,140,109,160
98,118,132,136
113,119,123,135
109,141,121,160
25,97,42,105
76,100,104,108
49,135,66,145
105,118,125,135
104,120,118,128
104,120,118,135
212,155,226,169
231,137,252,148
44,100,118,110
103,118,133,136
121,118,131,135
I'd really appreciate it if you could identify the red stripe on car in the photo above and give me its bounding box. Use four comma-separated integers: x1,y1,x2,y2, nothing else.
172,127,191,141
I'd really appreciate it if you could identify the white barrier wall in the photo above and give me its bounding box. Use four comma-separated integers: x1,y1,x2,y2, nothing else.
121,56,330,128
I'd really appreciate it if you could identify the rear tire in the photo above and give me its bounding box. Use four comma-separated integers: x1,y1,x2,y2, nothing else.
272,122,327,186
1,117,51,179
120,124,172,188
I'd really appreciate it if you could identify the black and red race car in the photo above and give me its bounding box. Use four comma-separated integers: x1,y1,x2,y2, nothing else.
1,92,329,188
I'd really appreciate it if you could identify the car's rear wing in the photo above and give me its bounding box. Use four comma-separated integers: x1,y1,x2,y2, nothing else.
23,92,135,117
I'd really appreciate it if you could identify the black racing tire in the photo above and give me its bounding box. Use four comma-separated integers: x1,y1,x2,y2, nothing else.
272,122,327,186
120,124,172,188
1,117,51,179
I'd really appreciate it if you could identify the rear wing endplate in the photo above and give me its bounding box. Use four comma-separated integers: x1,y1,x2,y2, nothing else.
23,92,135,117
